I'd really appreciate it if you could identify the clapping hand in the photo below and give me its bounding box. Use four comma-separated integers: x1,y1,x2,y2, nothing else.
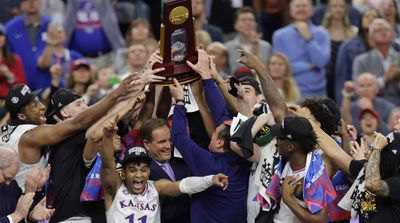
29,197,55,221
25,164,51,193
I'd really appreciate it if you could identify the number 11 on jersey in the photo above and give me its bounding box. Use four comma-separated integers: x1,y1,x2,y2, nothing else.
126,213,147,223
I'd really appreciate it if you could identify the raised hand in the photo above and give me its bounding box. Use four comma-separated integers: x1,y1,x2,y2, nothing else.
288,104,314,121
29,197,55,221
294,21,312,40
169,78,184,101
186,49,211,79
371,132,388,151
138,67,166,85
236,49,263,70
103,115,119,138
212,173,229,190
114,73,142,97
350,138,369,160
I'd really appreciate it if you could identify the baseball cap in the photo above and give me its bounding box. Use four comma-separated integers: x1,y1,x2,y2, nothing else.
122,146,151,166
239,76,261,95
5,84,41,114
270,115,314,141
71,59,90,71
359,108,380,120
234,66,252,78
47,88,82,118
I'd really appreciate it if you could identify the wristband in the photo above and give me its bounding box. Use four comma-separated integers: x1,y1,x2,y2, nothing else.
371,147,381,152
175,99,185,104
342,90,354,98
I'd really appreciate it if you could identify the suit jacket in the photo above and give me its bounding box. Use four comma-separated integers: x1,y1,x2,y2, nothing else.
0,180,22,223
149,157,192,223
352,48,400,82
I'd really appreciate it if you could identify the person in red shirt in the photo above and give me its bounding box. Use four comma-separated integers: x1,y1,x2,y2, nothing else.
0,24,27,101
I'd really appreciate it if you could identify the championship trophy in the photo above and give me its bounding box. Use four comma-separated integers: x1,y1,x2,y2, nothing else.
153,0,199,85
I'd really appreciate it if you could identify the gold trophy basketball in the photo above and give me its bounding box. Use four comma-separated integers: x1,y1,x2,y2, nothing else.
153,0,199,85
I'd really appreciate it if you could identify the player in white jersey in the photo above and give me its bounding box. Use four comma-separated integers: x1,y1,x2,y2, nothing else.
0,77,139,191
100,119,229,223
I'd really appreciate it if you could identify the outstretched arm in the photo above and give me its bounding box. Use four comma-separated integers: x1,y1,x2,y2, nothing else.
154,173,228,197
365,132,390,197
191,80,216,138
187,48,231,125
99,116,122,210
209,58,239,113
289,105,352,176
21,74,142,151
237,50,288,123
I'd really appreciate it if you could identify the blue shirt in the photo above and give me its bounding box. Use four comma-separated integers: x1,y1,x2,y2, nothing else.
50,49,83,86
273,23,330,97
69,0,111,56
6,15,51,90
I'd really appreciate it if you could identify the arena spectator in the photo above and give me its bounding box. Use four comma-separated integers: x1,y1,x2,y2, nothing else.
65,0,125,67
335,8,378,104
206,42,229,80
342,73,395,134
113,0,150,36
253,0,290,43
115,19,156,74
266,52,300,103
322,0,358,100
0,24,27,104
5,0,51,90
225,7,271,73
352,19,400,87
192,0,224,42
273,0,330,97
37,22,83,87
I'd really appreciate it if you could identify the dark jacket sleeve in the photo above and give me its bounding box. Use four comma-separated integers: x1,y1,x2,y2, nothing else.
202,78,231,126
171,104,217,175
0,216,11,223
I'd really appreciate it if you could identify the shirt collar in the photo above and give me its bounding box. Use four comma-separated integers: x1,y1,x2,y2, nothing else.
375,47,395,60
23,15,41,28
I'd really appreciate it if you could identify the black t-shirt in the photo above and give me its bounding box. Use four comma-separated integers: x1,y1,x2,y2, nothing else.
350,160,400,223
48,131,105,223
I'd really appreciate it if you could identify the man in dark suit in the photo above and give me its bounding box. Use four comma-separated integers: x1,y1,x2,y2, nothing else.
0,148,54,223
140,118,192,223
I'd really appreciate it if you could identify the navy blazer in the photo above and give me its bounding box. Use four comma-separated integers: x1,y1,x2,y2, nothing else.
0,180,22,223
149,157,192,223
